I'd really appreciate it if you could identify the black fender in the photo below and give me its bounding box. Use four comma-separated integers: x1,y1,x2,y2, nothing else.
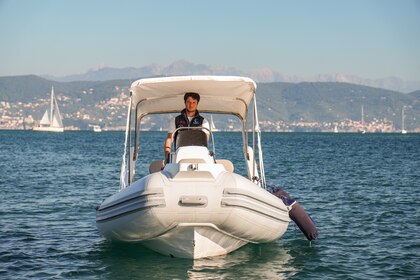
271,187,318,241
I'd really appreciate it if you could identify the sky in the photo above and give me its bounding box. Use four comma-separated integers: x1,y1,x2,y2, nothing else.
1,0,419,81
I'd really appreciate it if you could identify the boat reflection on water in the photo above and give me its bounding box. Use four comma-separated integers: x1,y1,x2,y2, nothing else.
93,240,299,279
188,243,297,279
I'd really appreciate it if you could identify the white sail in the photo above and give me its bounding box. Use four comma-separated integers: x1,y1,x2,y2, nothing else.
33,86,64,132
51,96,63,128
210,115,219,132
39,110,50,125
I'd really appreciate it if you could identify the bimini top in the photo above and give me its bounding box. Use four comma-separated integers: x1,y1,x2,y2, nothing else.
130,76,257,120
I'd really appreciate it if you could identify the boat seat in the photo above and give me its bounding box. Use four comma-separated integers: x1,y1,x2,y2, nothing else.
216,159,234,172
149,159,164,173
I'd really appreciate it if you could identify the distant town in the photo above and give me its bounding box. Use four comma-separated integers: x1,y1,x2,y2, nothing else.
1,72,418,133
0,88,415,133
0,87,130,131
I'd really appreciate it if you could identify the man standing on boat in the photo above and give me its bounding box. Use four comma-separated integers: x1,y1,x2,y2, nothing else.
164,92,209,161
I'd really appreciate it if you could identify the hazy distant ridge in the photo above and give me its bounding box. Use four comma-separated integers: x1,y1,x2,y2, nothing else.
42,60,420,93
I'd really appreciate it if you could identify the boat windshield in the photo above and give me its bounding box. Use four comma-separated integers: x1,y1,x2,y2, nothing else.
172,127,214,152
175,128,208,149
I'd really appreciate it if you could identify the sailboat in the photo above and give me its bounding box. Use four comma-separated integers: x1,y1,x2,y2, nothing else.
210,115,219,132
33,86,64,132
401,107,407,134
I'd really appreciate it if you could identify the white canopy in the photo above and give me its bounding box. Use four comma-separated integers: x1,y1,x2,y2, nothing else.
130,76,257,120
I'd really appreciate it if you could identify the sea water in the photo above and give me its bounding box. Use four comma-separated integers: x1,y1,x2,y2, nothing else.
0,131,419,279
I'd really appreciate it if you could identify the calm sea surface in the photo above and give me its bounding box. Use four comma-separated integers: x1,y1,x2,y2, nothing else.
1,131,419,279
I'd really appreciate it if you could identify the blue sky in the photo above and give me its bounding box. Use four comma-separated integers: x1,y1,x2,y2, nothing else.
1,0,419,81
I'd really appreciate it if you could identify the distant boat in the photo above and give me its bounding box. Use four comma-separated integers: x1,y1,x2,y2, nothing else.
90,125,102,132
33,86,64,132
210,115,219,132
333,124,338,133
402,107,407,134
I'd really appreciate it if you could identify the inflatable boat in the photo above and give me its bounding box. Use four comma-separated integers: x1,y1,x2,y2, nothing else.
96,76,316,259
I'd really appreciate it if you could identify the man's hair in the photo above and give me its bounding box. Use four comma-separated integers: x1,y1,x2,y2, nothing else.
184,92,200,103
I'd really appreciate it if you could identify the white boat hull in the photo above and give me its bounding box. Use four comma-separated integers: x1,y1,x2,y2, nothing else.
96,170,290,259
32,126,64,132
142,224,248,259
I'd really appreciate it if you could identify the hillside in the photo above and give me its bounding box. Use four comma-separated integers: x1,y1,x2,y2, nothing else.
256,82,418,123
0,75,130,102
0,75,418,131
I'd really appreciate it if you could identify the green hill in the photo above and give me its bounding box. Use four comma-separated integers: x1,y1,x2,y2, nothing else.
257,82,417,124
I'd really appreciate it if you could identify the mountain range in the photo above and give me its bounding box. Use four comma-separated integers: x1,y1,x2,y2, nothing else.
42,60,420,93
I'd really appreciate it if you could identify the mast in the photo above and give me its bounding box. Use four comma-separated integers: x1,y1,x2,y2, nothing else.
50,86,55,126
361,104,364,126
402,107,405,131
402,106,407,134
